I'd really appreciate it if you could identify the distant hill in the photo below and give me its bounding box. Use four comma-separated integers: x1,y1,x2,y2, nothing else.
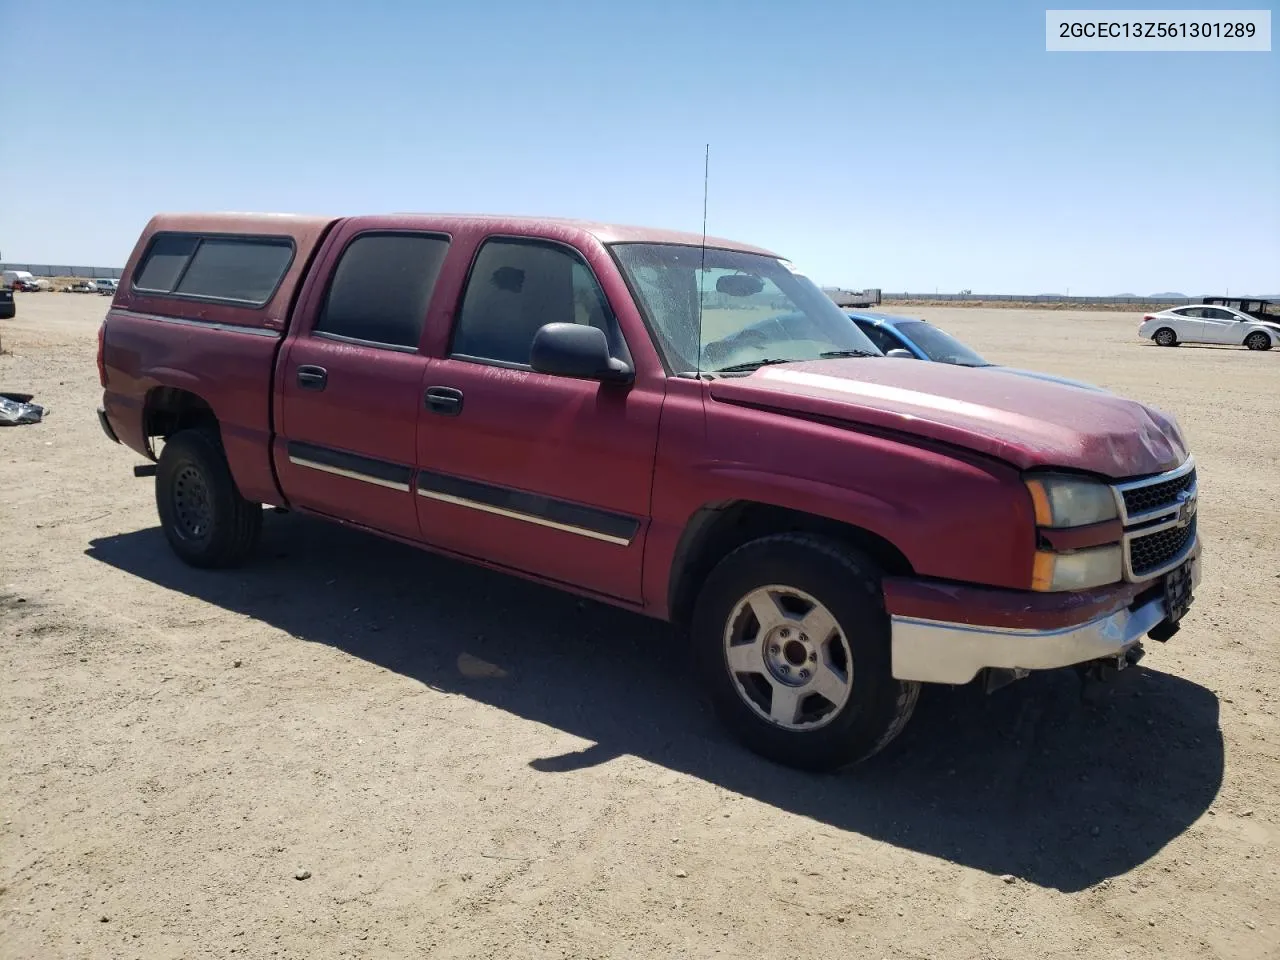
1150,292,1188,298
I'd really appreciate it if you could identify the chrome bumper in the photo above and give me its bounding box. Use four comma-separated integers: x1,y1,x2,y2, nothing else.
890,553,1201,685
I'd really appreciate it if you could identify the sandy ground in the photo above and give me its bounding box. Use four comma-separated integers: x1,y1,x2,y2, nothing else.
2,294,1278,960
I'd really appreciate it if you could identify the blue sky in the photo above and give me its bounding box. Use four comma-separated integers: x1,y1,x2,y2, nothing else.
2,0,1276,294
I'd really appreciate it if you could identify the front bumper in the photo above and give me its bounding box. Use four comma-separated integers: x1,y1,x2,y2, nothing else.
889,550,1201,685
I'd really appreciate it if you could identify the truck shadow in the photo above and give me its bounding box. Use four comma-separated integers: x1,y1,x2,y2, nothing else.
86,513,1224,893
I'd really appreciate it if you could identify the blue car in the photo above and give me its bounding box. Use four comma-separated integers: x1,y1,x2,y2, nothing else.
845,311,1107,392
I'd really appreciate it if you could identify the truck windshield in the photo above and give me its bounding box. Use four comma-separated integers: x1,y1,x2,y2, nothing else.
894,320,989,367
611,243,881,375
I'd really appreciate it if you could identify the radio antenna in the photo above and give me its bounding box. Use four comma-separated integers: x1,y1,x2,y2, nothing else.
696,143,709,378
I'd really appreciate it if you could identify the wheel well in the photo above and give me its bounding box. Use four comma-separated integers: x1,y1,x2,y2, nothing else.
143,387,218,457
667,501,914,627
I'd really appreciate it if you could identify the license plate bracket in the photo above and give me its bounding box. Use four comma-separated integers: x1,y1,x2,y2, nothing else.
1163,559,1194,623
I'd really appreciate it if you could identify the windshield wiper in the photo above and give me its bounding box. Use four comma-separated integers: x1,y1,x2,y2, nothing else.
712,358,797,374
818,349,879,359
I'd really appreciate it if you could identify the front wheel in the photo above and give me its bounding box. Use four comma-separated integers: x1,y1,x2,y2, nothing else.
1244,331,1272,351
155,429,262,568
691,534,919,771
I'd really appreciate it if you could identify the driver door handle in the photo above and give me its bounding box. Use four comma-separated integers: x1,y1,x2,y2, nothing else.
425,386,463,416
296,365,328,391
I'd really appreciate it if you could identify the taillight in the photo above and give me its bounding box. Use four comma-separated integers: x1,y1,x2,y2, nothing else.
96,317,108,387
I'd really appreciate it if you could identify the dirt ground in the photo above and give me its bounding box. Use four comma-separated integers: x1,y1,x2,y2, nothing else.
2,294,1277,960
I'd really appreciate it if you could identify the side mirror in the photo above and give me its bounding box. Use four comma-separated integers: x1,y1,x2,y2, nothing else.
530,323,633,383
885,348,917,359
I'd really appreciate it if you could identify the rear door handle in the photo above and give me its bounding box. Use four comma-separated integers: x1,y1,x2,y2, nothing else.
425,386,463,416
297,365,328,391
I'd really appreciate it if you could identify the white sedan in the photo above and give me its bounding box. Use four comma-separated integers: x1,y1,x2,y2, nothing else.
1139,305,1279,351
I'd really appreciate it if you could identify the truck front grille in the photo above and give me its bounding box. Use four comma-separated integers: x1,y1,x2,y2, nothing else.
1113,458,1198,581
1121,466,1196,519
1129,517,1196,578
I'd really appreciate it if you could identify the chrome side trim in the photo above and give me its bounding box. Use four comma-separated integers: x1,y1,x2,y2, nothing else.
415,488,632,546
890,553,1201,684
110,308,280,338
288,456,411,492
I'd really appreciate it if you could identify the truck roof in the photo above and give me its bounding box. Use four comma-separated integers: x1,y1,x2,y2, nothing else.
140,212,780,257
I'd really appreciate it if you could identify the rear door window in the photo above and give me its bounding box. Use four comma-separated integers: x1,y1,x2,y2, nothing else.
314,233,451,350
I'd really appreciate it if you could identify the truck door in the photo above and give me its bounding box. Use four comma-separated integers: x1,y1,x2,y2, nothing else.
413,236,663,603
274,227,451,542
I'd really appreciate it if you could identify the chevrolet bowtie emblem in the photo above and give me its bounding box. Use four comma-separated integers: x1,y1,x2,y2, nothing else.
1175,490,1197,527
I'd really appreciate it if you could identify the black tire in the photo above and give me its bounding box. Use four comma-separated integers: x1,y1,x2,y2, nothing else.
691,533,920,772
1153,327,1177,347
1244,332,1272,351
155,428,262,568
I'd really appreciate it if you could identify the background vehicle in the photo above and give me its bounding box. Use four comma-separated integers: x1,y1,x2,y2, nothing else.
1201,296,1279,323
3,270,38,291
845,311,1108,391
823,287,882,308
69,279,98,294
1140,305,1279,351
92,278,119,295
97,212,1201,771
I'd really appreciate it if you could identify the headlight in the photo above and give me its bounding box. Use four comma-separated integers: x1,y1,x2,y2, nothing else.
1024,474,1118,528
1032,545,1123,591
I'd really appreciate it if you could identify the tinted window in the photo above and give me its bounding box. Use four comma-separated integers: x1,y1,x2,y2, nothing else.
134,234,199,292
855,321,902,355
1174,307,1204,318
133,233,294,305
316,233,451,349
1203,307,1237,321
894,320,988,366
452,239,626,365
175,239,294,304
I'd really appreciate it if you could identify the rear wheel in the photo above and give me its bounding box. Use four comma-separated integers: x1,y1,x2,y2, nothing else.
156,429,262,568
1153,327,1177,347
1244,331,1272,351
692,533,919,771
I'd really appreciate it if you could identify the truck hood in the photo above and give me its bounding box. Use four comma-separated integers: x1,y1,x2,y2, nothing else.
990,365,1108,393
707,359,1187,478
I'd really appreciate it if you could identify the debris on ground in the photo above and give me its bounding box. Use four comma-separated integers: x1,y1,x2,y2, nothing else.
0,393,44,426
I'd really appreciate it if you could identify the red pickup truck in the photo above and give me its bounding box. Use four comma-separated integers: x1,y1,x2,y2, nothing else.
97,213,1201,770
